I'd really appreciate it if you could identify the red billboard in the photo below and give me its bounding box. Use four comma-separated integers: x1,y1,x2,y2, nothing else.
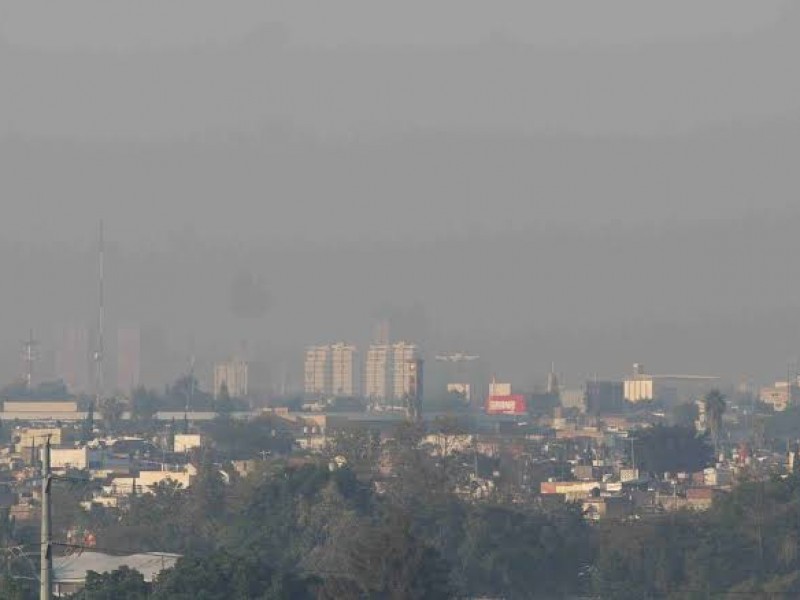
485,394,527,415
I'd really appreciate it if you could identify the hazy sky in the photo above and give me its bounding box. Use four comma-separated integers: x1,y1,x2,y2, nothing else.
0,1,791,49
1,1,799,390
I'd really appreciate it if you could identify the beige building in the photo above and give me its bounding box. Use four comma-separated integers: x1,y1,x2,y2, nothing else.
489,380,512,397
364,344,391,401
304,343,359,398
15,427,64,455
50,447,92,471
108,464,197,495
173,434,203,453
391,342,421,401
623,364,718,404
304,345,331,397
213,359,248,398
759,380,798,412
331,343,359,397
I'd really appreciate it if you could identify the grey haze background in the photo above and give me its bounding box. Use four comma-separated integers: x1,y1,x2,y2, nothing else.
0,0,799,391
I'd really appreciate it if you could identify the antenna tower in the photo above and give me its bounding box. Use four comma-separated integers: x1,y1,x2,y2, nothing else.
94,221,105,402
21,329,39,390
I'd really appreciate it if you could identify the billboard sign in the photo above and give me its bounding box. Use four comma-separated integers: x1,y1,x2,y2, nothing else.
486,394,527,415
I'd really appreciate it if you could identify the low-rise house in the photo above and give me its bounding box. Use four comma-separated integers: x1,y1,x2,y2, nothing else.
53,551,179,597
582,495,634,521
173,434,203,453
685,487,721,511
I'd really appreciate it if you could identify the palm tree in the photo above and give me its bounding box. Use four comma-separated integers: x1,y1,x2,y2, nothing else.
704,389,727,457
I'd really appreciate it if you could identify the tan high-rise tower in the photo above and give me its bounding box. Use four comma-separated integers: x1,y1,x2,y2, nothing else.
331,343,359,397
304,345,331,397
391,342,421,402
213,358,249,398
364,344,391,402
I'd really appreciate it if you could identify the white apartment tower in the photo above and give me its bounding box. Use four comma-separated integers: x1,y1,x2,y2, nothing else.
214,358,249,399
392,342,421,401
364,344,391,401
304,345,331,397
364,341,422,405
331,343,359,397
305,344,359,398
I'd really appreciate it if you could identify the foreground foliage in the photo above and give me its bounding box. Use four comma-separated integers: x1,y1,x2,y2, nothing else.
56,421,800,599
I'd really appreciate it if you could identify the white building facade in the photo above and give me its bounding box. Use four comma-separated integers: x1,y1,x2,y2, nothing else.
213,358,249,398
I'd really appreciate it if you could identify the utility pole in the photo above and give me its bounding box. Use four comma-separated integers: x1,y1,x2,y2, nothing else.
40,437,52,600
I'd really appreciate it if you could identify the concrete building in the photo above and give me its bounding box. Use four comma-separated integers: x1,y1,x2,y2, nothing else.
430,353,487,409
582,496,634,521
304,345,331,397
2,401,80,423
49,447,99,471
331,343,359,397
364,342,422,406
586,381,625,415
759,380,799,412
446,383,471,401
364,344,391,402
15,427,64,456
624,363,718,405
173,433,203,453
560,389,587,412
213,358,248,398
489,380,512,397
391,342,421,401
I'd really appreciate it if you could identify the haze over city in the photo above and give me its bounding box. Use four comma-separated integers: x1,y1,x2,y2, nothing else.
2,1,800,389
4,2,800,599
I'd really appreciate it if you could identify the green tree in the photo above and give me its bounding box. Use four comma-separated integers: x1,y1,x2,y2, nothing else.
325,427,381,476
152,552,315,600
458,504,589,599
215,382,234,414
81,401,95,443
632,425,713,476
67,566,150,599
670,401,699,428
100,397,125,433
130,386,160,421
0,575,28,600
202,415,293,460
704,389,727,455
320,510,453,600
166,375,213,411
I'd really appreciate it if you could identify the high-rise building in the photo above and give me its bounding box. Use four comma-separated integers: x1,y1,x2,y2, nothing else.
304,343,359,398
391,342,421,402
213,358,248,398
304,345,331,398
585,381,624,415
364,344,391,402
331,343,359,397
116,326,141,394
54,325,90,394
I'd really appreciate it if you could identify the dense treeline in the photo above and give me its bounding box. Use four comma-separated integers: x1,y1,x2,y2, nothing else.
60,422,591,599
11,420,800,599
